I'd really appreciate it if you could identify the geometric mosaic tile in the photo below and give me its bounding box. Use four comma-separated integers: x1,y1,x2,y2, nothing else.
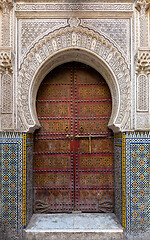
130,143,149,233
26,134,33,226
1,143,18,230
0,132,33,240
115,132,150,236
114,134,122,225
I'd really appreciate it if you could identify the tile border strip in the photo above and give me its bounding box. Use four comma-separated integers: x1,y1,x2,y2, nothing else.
23,133,26,228
122,132,126,228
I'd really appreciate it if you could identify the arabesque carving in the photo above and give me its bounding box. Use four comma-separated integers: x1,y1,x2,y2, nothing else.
1,73,13,113
81,18,130,60
135,0,150,47
19,19,68,60
68,17,80,28
18,26,130,132
136,74,149,112
135,50,149,114
0,52,13,130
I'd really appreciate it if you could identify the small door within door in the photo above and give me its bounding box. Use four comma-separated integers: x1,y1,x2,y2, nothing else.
33,62,114,213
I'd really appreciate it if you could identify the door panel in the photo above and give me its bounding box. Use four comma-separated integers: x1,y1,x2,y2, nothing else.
78,85,111,99
34,155,71,169
37,103,70,117
34,64,74,213
78,102,112,116
73,63,114,212
78,155,114,168
37,85,70,99
78,119,109,132
34,62,114,213
34,139,70,152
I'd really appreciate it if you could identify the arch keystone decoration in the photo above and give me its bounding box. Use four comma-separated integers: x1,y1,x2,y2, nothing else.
18,26,130,133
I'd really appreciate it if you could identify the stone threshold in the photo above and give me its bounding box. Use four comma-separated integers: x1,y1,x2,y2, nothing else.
24,213,125,240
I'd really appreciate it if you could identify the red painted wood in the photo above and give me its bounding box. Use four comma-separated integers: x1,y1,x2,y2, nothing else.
33,62,114,213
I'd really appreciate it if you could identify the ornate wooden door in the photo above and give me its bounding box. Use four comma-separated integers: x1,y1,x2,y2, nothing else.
34,62,114,213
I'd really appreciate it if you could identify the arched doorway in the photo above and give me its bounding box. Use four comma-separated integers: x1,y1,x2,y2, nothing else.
33,62,114,213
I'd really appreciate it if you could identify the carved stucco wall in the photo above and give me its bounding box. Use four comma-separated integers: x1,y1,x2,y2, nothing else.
0,0,149,132
18,18,131,66
0,0,14,132
0,1,150,240
134,0,150,131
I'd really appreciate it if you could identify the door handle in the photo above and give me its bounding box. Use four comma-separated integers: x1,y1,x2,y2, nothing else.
75,135,92,153
75,134,107,138
66,134,106,139
75,134,107,153
65,134,107,152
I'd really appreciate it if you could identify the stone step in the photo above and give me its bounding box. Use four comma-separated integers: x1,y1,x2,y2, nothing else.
24,213,125,240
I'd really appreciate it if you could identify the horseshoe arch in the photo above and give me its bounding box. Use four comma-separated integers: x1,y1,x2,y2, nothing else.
18,26,130,133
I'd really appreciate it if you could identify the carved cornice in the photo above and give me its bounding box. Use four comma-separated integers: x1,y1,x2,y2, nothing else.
15,0,134,2
15,2,133,12
0,53,13,73
135,49,150,74
0,0,13,13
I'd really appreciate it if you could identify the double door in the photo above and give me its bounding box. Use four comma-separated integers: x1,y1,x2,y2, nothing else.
34,62,114,213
